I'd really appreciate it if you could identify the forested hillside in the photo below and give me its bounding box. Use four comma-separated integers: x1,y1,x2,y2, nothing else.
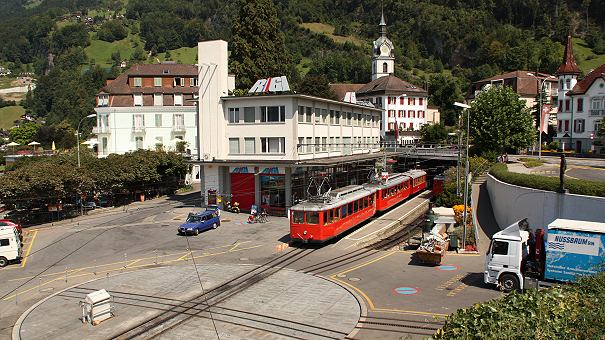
1,0,604,128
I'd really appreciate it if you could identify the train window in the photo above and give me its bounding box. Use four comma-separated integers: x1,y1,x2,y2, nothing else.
348,203,354,214
293,211,304,224
333,208,340,222
369,194,374,206
307,212,319,225
353,200,358,212
326,210,332,225
341,205,347,218
362,198,367,209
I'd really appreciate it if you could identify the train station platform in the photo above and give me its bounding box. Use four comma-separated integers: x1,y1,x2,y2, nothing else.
14,264,360,340
336,191,432,250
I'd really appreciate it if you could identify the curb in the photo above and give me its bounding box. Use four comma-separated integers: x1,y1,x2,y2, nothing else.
321,275,367,340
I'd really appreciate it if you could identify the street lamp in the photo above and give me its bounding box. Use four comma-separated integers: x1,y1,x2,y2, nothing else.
447,131,461,195
77,113,97,168
454,101,471,250
527,73,556,159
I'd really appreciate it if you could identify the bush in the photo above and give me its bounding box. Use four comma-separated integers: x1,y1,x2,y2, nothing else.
489,163,605,197
434,182,464,208
97,20,128,42
518,158,545,168
434,271,605,339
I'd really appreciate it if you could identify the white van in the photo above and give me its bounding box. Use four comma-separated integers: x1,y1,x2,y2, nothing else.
0,225,22,267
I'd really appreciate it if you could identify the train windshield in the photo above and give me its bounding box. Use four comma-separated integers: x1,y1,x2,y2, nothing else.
292,211,304,224
307,212,319,225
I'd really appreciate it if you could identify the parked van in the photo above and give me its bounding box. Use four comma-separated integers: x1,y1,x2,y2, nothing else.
0,225,22,267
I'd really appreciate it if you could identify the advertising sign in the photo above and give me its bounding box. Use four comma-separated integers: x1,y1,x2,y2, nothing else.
540,104,551,133
249,76,290,94
545,229,605,282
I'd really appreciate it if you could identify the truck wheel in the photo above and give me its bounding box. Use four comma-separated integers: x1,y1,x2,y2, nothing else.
499,273,520,293
0,257,8,267
212,223,217,229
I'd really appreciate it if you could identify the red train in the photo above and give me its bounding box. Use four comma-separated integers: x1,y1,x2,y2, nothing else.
290,170,427,243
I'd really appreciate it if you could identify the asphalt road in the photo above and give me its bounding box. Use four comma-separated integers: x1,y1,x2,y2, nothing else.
0,191,501,340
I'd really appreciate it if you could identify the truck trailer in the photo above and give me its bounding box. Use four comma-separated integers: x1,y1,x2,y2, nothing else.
0,225,22,267
484,218,605,292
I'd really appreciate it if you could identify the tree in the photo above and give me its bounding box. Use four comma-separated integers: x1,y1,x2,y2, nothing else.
230,0,296,89
428,74,464,126
296,73,337,100
468,86,535,155
420,123,447,143
97,20,128,42
52,24,89,53
10,122,40,145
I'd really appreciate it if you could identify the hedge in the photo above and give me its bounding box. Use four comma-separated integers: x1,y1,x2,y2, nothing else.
434,271,605,339
489,163,605,197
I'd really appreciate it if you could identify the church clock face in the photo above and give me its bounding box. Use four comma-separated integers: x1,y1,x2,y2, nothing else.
380,44,390,56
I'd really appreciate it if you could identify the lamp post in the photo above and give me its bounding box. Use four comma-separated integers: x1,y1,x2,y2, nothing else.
448,131,461,195
77,114,97,168
454,102,471,250
527,73,556,159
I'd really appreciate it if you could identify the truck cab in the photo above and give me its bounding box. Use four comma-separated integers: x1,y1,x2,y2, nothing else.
484,220,529,292
0,225,22,267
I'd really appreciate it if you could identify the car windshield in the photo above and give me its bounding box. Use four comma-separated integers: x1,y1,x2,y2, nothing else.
187,215,203,223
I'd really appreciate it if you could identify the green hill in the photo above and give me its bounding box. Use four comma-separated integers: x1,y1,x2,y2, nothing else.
0,105,24,129
574,38,605,74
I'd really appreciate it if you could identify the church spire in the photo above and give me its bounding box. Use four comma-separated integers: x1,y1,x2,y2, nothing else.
379,5,386,37
556,35,582,76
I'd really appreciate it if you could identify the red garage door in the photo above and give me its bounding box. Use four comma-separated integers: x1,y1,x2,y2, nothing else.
230,173,255,212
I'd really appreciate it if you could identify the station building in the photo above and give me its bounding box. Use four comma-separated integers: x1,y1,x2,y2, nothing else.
196,41,383,215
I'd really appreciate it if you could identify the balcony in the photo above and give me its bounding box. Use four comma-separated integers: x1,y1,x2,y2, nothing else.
92,126,110,134
132,126,146,133
590,109,605,116
172,124,186,132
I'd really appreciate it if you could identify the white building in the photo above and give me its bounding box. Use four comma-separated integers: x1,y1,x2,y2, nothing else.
196,40,383,214
331,12,430,145
93,63,199,157
554,36,605,154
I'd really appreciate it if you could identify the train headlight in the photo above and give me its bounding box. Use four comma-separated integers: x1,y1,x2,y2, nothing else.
303,230,307,235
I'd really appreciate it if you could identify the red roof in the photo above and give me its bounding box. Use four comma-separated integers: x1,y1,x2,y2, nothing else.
329,83,364,101
569,63,605,95
100,63,199,95
466,71,557,99
556,36,582,76
356,75,427,96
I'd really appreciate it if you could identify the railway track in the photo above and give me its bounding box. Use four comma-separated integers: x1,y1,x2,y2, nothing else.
104,247,317,339
61,287,346,340
349,315,445,338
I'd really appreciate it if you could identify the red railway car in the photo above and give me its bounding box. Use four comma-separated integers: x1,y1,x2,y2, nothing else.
408,169,427,194
289,170,427,244
290,185,377,243
370,173,413,212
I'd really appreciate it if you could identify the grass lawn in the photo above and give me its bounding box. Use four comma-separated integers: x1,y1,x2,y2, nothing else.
519,157,546,168
157,47,197,64
0,77,17,89
574,38,605,74
0,106,24,129
300,23,367,47
85,33,142,68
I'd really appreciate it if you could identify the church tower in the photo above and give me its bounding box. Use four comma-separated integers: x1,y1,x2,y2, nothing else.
371,10,395,80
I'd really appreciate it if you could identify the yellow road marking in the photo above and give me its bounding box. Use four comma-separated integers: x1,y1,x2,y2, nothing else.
8,242,254,282
335,251,397,276
20,230,37,268
331,275,377,310
447,283,468,297
436,274,464,291
372,308,448,318
3,244,263,301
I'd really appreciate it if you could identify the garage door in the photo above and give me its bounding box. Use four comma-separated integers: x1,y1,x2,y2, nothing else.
230,173,255,212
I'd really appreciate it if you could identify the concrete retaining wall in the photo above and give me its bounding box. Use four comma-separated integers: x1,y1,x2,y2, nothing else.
486,174,605,230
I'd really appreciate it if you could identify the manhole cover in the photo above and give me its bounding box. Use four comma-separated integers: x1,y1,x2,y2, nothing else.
348,277,360,282
239,257,249,261
337,274,347,278
41,288,54,293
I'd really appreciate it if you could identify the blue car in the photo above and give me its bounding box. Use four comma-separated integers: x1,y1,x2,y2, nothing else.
178,210,220,236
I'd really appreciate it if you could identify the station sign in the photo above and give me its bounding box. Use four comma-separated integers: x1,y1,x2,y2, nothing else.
249,76,290,94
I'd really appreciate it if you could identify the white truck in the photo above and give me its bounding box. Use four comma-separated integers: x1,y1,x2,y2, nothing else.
0,225,22,267
485,218,605,292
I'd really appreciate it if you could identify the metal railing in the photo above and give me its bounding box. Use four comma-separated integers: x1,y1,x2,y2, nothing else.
172,125,186,132
132,126,146,133
92,126,110,134
590,109,605,116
